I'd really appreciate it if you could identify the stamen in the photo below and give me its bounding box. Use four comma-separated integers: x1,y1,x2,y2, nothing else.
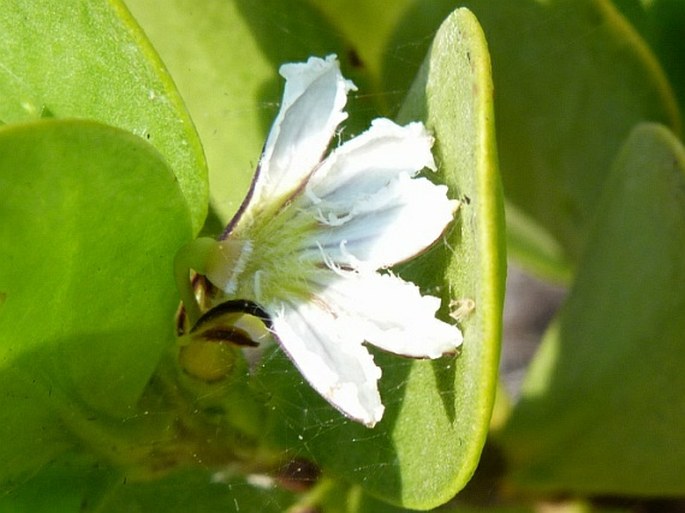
190,299,273,333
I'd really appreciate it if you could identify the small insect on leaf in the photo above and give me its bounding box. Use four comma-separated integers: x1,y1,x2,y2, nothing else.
449,298,476,322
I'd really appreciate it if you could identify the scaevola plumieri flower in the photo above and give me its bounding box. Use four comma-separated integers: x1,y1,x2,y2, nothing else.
176,55,463,428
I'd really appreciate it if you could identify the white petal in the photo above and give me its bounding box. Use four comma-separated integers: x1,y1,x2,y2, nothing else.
304,118,436,205
304,173,457,270
251,55,356,208
310,271,463,358
270,300,385,427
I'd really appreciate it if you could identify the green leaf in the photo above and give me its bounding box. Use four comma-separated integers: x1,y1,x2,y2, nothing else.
0,0,207,232
383,0,680,279
253,9,504,509
501,123,685,495
0,120,192,489
124,0,369,225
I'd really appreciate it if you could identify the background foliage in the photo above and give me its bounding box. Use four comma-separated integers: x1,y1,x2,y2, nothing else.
0,0,683,512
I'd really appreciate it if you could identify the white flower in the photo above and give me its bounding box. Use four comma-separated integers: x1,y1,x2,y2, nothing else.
192,55,462,427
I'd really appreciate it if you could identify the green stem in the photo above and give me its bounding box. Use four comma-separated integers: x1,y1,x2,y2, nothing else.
173,237,218,325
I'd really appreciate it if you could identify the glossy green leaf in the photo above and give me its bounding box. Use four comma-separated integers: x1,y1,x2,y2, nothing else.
501,123,685,495
0,0,207,232
125,0,370,226
382,0,680,280
0,120,192,490
253,9,504,509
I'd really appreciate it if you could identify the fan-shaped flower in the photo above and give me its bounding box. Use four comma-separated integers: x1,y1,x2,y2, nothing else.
178,55,462,427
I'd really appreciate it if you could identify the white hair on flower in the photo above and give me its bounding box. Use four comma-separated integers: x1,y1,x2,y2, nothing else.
185,54,462,428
